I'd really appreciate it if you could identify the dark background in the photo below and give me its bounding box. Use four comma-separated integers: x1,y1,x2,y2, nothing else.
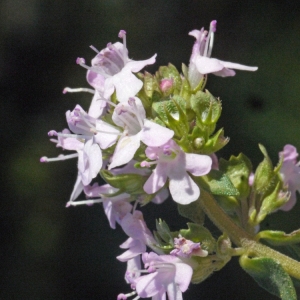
1,0,300,299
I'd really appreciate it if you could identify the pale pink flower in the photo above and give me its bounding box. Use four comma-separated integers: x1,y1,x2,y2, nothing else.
279,144,300,211
142,140,212,205
109,97,174,169
77,30,156,103
134,252,193,300
188,20,258,90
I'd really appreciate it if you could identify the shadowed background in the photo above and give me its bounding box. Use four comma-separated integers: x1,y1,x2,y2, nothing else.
1,0,300,299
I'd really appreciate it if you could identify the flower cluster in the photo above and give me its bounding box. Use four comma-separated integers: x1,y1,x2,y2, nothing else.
41,20,300,300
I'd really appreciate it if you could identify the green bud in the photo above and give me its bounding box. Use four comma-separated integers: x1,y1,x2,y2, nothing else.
219,153,252,198
155,219,175,246
151,96,189,138
156,63,182,96
190,90,222,131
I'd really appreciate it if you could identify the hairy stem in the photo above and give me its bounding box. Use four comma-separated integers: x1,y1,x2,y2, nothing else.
199,189,300,279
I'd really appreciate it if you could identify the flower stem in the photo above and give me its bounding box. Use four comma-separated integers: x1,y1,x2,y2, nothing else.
199,189,300,279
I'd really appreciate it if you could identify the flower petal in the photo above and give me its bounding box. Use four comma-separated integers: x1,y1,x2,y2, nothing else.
124,54,157,73
195,56,224,75
143,162,168,194
141,120,174,147
169,172,200,205
185,153,212,176
112,70,143,103
109,133,141,169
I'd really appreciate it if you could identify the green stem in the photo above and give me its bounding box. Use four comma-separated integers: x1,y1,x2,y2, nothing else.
199,190,300,280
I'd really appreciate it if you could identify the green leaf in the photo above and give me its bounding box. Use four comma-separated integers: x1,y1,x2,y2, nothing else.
239,255,297,300
219,153,252,198
256,230,300,246
253,144,280,196
179,223,216,253
194,169,240,196
190,90,222,127
142,71,160,98
201,128,229,154
152,96,189,138
155,219,174,246
100,170,146,194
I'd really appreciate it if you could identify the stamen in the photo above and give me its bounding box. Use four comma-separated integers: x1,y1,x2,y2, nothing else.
117,291,137,300
107,42,126,65
204,20,217,58
66,198,102,207
140,160,157,168
114,106,140,133
207,20,217,57
128,98,144,129
89,45,99,53
76,57,110,79
40,153,78,163
63,87,95,94
99,54,122,73
55,132,90,140
163,145,172,156
118,30,127,63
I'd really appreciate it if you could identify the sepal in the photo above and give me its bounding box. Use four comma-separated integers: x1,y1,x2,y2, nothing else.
219,153,252,198
250,144,288,225
190,90,222,134
100,169,147,195
256,229,300,246
151,96,189,138
155,219,176,246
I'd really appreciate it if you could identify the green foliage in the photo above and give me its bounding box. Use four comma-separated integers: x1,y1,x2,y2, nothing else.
155,219,176,247
219,153,252,198
257,230,300,246
239,255,297,300
190,90,222,134
100,169,147,195
249,144,288,225
194,169,239,197
152,95,189,138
